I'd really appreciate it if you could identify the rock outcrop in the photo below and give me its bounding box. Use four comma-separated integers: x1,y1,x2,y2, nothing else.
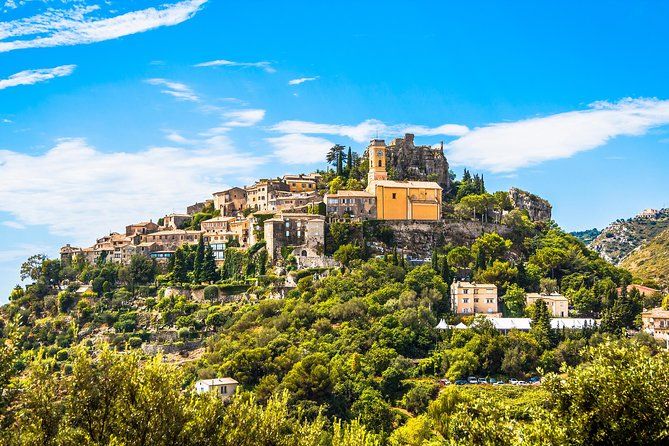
385,133,450,191
508,188,552,221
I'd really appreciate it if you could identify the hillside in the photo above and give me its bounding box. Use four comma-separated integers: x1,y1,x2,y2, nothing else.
620,227,669,287
571,228,601,245
589,208,669,264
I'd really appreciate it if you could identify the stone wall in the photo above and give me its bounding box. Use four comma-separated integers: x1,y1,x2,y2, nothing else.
364,220,514,258
508,188,552,221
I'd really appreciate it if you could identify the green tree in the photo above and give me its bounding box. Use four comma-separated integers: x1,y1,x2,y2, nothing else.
202,244,218,283
530,299,553,350
193,235,205,283
172,248,188,283
503,284,526,317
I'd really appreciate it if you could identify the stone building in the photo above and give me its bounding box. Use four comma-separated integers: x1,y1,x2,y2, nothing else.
641,307,669,340
212,187,247,216
187,200,213,215
325,190,376,220
162,213,191,230
384,133,450,191
125,221,159,237
200,216,235,233
264,213,326,268
269,191,321,212
246,179,290,212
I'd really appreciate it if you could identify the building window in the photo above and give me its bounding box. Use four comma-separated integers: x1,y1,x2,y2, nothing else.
285,231,290,237
486,298,493,304
463,298,469,303
392,193,396,199
474,298,479,303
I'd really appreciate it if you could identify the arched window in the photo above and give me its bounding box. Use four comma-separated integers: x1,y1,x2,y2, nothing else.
301,250,307,257
378,160,382,167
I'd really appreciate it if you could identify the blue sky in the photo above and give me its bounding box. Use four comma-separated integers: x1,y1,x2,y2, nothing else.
1,0,669,301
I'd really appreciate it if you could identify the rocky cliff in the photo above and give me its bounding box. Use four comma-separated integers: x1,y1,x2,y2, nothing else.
508,188,552,221
385,133,450,190
590,208,669,264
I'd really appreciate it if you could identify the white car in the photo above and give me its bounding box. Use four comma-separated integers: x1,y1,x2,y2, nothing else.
516,380,528,386
509,378,519,385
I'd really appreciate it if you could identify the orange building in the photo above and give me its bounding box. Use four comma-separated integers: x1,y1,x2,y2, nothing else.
365,139,442,221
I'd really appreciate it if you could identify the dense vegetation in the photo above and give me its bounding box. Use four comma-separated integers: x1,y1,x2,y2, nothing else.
620,226,669,288
2,161,668,444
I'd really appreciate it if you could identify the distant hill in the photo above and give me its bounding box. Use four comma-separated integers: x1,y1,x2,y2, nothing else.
620,227,669,288
589,208,669,264
571,228,601,245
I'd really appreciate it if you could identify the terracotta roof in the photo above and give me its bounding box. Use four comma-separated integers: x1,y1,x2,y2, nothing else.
201,216,235,223
371,180,442,190
326,190,374,197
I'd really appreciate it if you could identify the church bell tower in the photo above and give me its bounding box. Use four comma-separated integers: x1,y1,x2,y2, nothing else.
367,139,388,185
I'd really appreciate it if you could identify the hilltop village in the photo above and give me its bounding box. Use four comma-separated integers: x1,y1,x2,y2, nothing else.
61,133,548,279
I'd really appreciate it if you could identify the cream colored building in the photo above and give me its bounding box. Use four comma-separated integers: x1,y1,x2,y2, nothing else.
365,139,442,221
200,216,235,233
526,293,569,317
450,281,499,315
641,307,669,339
194,378,239,400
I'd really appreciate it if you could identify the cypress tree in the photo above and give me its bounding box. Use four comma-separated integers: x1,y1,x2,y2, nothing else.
202,244,218,283
193,236,205,283
347,146,353,176
172,248,188,283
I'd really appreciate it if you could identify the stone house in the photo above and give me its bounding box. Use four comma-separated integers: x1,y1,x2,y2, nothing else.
450,281,499,315
269,190,321,212
325,190,376,220
246,179,290,211
212,187,247,216
200,216,235,233
125,221,159,237
264,213,326,268
163,213,191,230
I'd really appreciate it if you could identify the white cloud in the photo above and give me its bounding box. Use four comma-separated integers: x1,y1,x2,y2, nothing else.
0,137,266,244
2,118,12,124
1,220,25,230
446,97,669,172
270,118,469,143
0,64,76,90
194,59,276,73
146,78,199,102
223,109,265,127
0,0,208,52
266,134,335,164
288,76,318,85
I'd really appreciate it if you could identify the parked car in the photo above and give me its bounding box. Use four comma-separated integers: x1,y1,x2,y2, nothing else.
516,380,528,386
509,378,519,385
477,377,488,384
455,379,467,385
468,376,478,384
439,378,451,386
493,380,505,385
528,376,541,384
488,378,497,384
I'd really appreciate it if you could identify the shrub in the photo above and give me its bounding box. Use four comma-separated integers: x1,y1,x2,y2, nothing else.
204,285,219,300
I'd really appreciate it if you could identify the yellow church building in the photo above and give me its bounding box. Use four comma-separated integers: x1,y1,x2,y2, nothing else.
365,139,442,221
